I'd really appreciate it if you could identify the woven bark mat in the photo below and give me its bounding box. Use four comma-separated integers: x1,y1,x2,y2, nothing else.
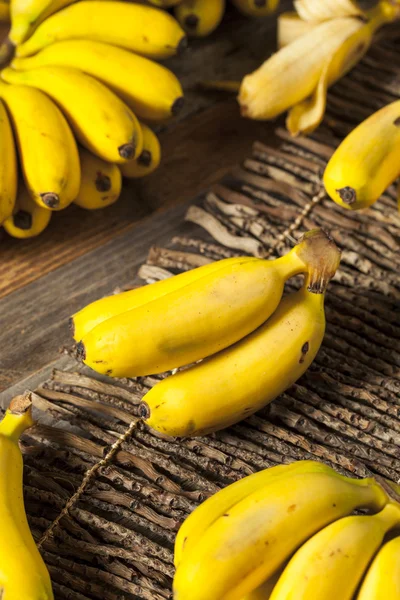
3,36,400,600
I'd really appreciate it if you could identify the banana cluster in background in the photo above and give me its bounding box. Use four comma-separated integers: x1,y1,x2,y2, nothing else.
71,228,341,437
173,460,400,600
0,0,186,238
238,0,400,135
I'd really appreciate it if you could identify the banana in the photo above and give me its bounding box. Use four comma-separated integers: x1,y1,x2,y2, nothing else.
9,0,76,46
11,40,184,121
0,394,54,599
3,181,52,238
77,229,339,378
175,0,225,38
175,460,339,568
15,1,188,59
277,12,317,48
120,123,161,179
0,97,17,225
242,572,282,600
231,0,280,17
173,470,388,600
324,100,400,210
270,503,400,600
1,66,143,163
141,273,329,436
0,81,80,211
74,147,122,210
357,535,400,600
294,0,363,22
71,256,260,342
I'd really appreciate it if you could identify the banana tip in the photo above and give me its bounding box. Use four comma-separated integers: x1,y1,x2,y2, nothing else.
138,402,150,420
76,341,86,361
171,96,184,116
177,36,189,56
138,150,152,167
119,143,135,160
41,192,60,209
336,186,357,205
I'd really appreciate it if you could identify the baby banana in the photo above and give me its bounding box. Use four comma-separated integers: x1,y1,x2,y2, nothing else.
0,81,80,210
270,503,400,600
4,181,52,238
141,275,328,436
175,460,338,568
16,1,187,59
357,535,400,600
120,123,161,179
324,100,400,210
1,66,143,163
173,470,388,600
74,147,122,210
12,40,184,121
0,395,54,599
0,97,17,225
175,0,225,38
77,230,338,378
231,0,280,17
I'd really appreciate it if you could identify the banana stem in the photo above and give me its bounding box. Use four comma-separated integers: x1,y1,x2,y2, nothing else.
292,228,341,294
0,394,34,441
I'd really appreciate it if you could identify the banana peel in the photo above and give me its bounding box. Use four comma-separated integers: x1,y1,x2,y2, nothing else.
294,0,363,22
278,12,318,48
239,2,399,135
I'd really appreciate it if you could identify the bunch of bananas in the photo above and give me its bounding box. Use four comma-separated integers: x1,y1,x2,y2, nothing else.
149,0,279,39
324,100,400,211
0,0,185,238
0,394,54,599
173,460,400,600
238,0,400,135
71,228,340,437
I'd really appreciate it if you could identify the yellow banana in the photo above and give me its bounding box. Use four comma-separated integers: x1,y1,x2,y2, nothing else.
230,0,280,17
324,100,400,210
173,470,388,600
0,81,80,210
141,273,329,437
11,40,184,121
4,181,51,238
0,394,54,599
1,66,143,163
15,1,188,59
175,0,225,38
357,536,400,600
9,0,76,46
120,123,161,179
0,97,17,225
175,460,339,568
270,503,400,600
294,0,363,22
277,12,317,48
74,147,122,210
77,229,339,378
71,256,260,342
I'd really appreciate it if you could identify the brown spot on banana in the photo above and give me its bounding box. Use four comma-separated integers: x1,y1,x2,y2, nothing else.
95,171,111,192
138,150,152,167
41,192,60,208
13,210,32,230
184,14,199,29
299,341,309,364
118,143,135,160
336,186,357,205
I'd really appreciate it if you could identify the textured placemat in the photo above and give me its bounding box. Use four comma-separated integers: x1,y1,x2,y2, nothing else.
2,36,400,600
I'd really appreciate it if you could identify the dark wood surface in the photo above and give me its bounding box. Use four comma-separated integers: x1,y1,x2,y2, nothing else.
0,7,283,391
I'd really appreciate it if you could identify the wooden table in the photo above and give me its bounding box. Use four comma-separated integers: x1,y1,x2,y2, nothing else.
0,5,285,393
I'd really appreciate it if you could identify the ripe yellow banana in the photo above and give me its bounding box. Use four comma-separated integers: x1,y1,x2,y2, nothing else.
324,100,400,210
231,0,280,17
175,460,339,568
0,97,17,225
294,0,363,22
0,81,80,210
9,0,76,46
270,503,400,600
175,0,225,38
0,394,54,599
357,535,400,600
173,470,388,600
141,274,329,437
71,256,259,342
11,40,184,122
15,1,188,59
120,123,161,179
77,229,339,378
1,66,143,163
74,147,122,210
3,181,52,238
